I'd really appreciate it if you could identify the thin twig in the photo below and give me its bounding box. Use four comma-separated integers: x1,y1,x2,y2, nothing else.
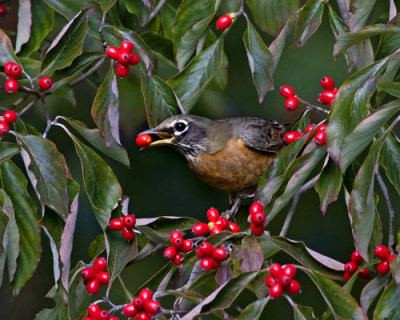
40,96,52,138
17,97,40,116
69,57,106,87
135,0,167,33
126,243,164,266
297,97,329,114
11,93,30,109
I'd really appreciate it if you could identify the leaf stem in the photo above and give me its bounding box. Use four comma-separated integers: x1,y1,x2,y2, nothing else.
40,96,53,138
69,57,106,87
135,0,167,33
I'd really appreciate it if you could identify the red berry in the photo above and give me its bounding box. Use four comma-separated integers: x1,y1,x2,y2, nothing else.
123,303,137,317
213,247,228,261
181,239,194,253
0,121,9,136
280,85,295,98
388,254,396,263
133,297,144,310
249,201,263,215
163,246,177,260
269,283,283,299
344,261,358,274
343,271,352,281
210,226,224,235
0,6,6,17
358,268,370,280
374,245,391,260
144,300,161,314
305,124,315,133
207,207,219,222
265,275,277,288
169,230,182,243
122,226,135,240
199,241,214,257
318,90,335,105
81,267,96,281
287,279,301,295
269,263,282,278
171,235,184,249
118,52,132,65
137,312,151,320
106,46,120,60
216,15,232,30
228,222,240,233
123,215,136,228
192,222,209,236
3,110,17,124
130,53,140,65
320,76,335,91
93,257,108,273
136,134,152,147
285,96,299,111
283,131,301,144
196,247,204,259
116,63,129,78
86,279,101,295
377,260,390,274
88,304,101,318
173,252,183,265
214,216,229,230
109,218,124,231
7,63,22,79
4,62,16,75
314,131,326,146
97,309,110,320
212,259,221,269
139,288,153,302
278,274,292,288
282,264,296,279
200,257,214,271
96,271,109,284
351,250,363,265
120,40,133,53
250,223,264,236
317,124,326,132
39,77,53,90
109,316,119,320
250,212,265,226
5,78,18,93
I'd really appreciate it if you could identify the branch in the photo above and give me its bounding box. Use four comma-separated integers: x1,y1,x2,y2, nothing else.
40,96,53,138
68,57,106,87
297,97,329,114
135,0,167,33
17,97,40,116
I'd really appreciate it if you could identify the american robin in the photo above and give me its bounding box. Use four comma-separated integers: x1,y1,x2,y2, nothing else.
139,114,286,193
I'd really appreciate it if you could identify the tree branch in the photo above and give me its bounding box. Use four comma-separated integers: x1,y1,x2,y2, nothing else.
69,57,106,87
297,97,329,114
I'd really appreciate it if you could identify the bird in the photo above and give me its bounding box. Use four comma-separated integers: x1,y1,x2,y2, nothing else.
139,114,286,194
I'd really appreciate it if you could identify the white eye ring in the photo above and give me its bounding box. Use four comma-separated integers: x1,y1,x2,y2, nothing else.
173,120,189,135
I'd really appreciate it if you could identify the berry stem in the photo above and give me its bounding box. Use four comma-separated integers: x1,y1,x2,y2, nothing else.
68,57,106,87
40,96,53,138
297,97,329,114
135,0,167,33
11,93,30,110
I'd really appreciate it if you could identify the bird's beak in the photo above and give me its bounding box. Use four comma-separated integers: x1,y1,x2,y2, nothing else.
138,128,174,147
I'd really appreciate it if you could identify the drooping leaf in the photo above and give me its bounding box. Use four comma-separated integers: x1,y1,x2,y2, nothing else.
17,134,69,219
141,32,176,68
376,15,400,59
100,0,117,13
34,296,68,320
0,143,20,162
44,0,96,20
0,29,20,65
360,275,389,312
159,0,177,40
239,236,264,272
348,0,376,32
293,304,317,320
243,19,274,103
0,160,40,295
15,0,32,53
295,0,324,47
236,298,269,320
378,81,400,99
380,132,400,195
125,0,150,24
373,280,400,319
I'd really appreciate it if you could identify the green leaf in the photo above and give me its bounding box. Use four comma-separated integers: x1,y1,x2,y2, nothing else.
15,0,32,53
20,1,54,56
246,0,298,36
173,0,221,70
41,10,88,74
100,0,117,13
67,261,89,319
125,0,150,24
0,160,40,295
334,24,400,57
303,270,367,320
168,39,224,112
376,15,400,59
380,132,400,195
141,32,176,68
35,297,68,320
44,0,97,20
360,275,389,312
159,0,177,40
295,0,324,47
326,57,390,165
0,29,20,65
140,67,179,127
378,82,400,99
373,280,400,319
60,117,129,167
17,134,69,219
348,0,376,32
243,19,274,103
236,298,269,320
293,304,317,320
239,236,264,272
0,142,20,162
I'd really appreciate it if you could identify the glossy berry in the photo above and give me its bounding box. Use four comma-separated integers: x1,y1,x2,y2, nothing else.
109,218,124,231
265,275,277,288
215,216,229,230
81,267,96,281
216,15,232,30
358,268,370,280
181,239,194,253
269,283,283,299
351,250,363,265
200,257,214,271
213,247,228,261
314,131,326,146
207,207,219,222
196,247,204,259
283,264,296,279
122,226,135,240
86,279,101,295
139,288,153,302
343,271,352,281
199,241,214,257
173,253,183,265
97,310,110,320
169,230,182,242
250,212,265,226
123,303,137,317
120,41,133,53
123,215,136,228
249,201,263,215
318,90,335,105
144,300,161,314
344,261,358,274
164,246,177,261
284,131,301,144
305,124,315,133
118,52,132,65
116,63,129,78
278,274,292,288
387,254,396,263
3,110,17,123
137,312,151,320
285,96,299,111
130,53,140,65
0,121,9,136
96,271,110,284
0,6,6,17
317,124,326,132
88,304,101,318
4,62,16,75
39,77,53,90
374,245,391,260
133,297,144,310
287,279,301,295
269,263,283,278
280,85,295,98
320,76,335,91
106,46,120,60
5,78,18,93
228,222,240,233
7,63,22,79
212,259,221,269
109,316,119,320
210,226,224,235
250,223,264,236
93,257,108,273
136,134,152,147
377,260,390,274
171,235,184,249
192,222,209,236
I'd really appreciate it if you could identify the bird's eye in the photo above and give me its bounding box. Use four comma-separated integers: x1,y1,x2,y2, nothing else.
175,122,187,132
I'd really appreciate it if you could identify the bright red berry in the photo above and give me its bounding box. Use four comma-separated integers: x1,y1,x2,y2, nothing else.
250,223,264,236
228,222,240,233
139,288,153,302
192,222,209,236
123,303,137,317
278,274,292,288
285,96,299,111
269,283,283,299
200,257,214,271
181,239,194,253
377,260,390,274
137,312,151,320
216,15,232,30
96,271,109,284
130,53,140,65
7,63,22,79
5,78,18,93
109,316,119,320
314,131,326,146
210,226,224,235
86,279,101,295
0,6,6,17
3,110,17,123
280,85,295,98
109,218,124,231
97,309,110,320
0,121,9,136
118,52,132,65
249,201,263,215
215,216,229,230
123,215,136,228
196,247,204,259
170,230,182,243
144,300,161,314
207,207,219,222
81,267,96,281
88,304,101,318
250,212,265,226
305,124,315,133
163,246,177,260
39,77,53,90
351,250,363,265
343,271,352,281
120,41,133,53
106,46,120,60
388,254,396,262
318,90,335,105
136,134,152,147
318,124,326,132
122,226,135,240
287,279,301,295
4,62,16,75
358,268,370,280
93,257,108,273
173,252,183,265
213,247,228,261
344,261,358,274
320,76,335,91
374,245,391,260
282,264,296,279
269,263,282,278
265,275,277,288
116,63,129,78
133,297,144,310
284,131,301,144
171,235,184,249
199,241,214,257
212,259,221,269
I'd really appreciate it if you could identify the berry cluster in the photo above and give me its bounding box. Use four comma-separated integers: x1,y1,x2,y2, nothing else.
216,13,235,30
83,304,119,320
191,208,240,237
109,214,137,240
343,250,370,281
136,134,152,147
106,41,140,78
265,263,301,299
163,230,194,266
0,110,17,136
248,202,265,236
0,5,6,17
122,288,161,320
80,257,109,295
283,123,326,146
280,86,299,111
318,76,337,106
196,241,229,271
374,245,395,275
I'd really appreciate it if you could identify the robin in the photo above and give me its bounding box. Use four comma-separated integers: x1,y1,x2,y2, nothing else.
139,114,286,194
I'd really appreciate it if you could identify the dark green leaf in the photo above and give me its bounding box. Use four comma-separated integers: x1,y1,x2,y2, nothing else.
0,160,40,295
293,304,317,320
360,275,389,312
378,82,400,99
348,0,376,32
259,236,280,259
141,32,176,68
373,280,400,319
15,0,32,53
35,297,68,320
236,298,269,320
88,234,105,259
100,0,117,13
159,0,177,40
243,19,274,103
125,0,150,24
41,10,88,74
376,15,400,59
246,0,298,36
0,143,20,162
67,261,89,319
17,134,69,219
44,0,96,19
380,132,400,195
19,57,41,77
295,0,324,47
0,29,20,65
